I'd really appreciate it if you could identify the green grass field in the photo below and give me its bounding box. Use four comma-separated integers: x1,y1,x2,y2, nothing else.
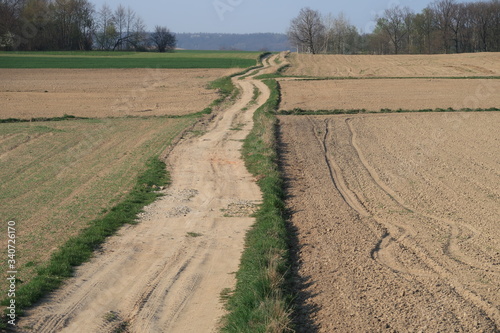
0,50,261,68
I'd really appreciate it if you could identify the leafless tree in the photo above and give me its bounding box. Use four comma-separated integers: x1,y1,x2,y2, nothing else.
432,0,456,53
151,26,176,52
110,5,146,51
413,7,436,53
377,5,413,54
449,2,466,53
94,4,117,50
113,4,126,50
323,13,359,54
288,7,325,54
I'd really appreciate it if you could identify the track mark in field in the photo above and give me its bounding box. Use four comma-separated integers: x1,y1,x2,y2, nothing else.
306,116,370,218
297,116,500,327
344,117,500,325
346,118,499,276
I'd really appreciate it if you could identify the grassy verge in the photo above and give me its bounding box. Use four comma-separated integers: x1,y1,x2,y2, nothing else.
0,114,88,123
206,54,271,111
1,156,169,327
254,64,291,80
221,79,293,332
279,107,500,115
257,74,500,80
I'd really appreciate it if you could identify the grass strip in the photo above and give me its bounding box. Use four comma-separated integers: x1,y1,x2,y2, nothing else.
254,64,290,80
260,74,500,80
0,114,88,123
221,79,293,332
279,107,500,115
1,156,170,327
207,53,271,110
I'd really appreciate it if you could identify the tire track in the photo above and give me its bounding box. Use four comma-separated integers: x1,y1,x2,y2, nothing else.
306,116,370,218
344,117,500,326
346,117,499,275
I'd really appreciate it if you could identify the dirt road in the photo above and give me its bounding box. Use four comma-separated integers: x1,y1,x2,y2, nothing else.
19,57,278,332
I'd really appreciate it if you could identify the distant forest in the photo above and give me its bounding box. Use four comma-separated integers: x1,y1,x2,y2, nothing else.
1,0,500,54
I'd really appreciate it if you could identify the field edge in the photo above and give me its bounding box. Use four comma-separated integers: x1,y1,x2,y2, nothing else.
221,79,294,332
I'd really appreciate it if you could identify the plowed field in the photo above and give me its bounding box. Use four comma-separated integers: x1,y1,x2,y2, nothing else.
279,78,500,111
0,68,239,119
286,52,500,77
280,112,500,332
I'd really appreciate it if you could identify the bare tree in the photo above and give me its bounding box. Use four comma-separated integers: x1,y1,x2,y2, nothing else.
94,4,117,50
449,2,466,53
288,7,325,54
323,13,359,54
113,4,126,50
128,15,147,50
414,7,437,53
432,0,456,53
150,26,176,52
110,5,146,51
124,6,135,49
377,5,413,54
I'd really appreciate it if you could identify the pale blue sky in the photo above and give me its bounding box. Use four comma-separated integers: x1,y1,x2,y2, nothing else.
91,0,472,34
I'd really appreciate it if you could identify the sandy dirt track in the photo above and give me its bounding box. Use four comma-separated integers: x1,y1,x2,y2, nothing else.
286,52,500,77
18,57,278,332
0,68,238,119
280,112,500,332
279,78,500,111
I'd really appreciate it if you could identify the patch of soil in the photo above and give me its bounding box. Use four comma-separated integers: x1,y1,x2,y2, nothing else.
279,79,500,111
279,112,500,332
0,68,239,119
286,53,500,77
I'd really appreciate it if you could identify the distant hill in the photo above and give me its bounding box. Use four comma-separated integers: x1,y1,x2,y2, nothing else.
175,33,291,52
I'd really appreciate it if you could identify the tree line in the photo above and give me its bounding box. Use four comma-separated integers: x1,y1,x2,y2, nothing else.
0,0,176,52
288,0,500,55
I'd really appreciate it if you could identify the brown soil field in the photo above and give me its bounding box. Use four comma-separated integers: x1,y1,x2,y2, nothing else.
0,68,239,119
279,112,500,332
286,52,500,77
279,78,500,111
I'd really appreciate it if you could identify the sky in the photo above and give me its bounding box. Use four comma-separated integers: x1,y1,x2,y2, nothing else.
90,0,467,34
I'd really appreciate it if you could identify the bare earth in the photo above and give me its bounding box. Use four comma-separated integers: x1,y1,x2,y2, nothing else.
0,68,239,119
280,112,500,332
286,52,500,77
279,79,500,111
18,58,278,332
